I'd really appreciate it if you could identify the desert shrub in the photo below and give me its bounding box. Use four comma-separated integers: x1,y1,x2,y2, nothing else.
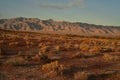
41,61,64,78
32,51,48,61
74,71,89,80
54,45,60,51
89,46,101,54
8,42,18,46
103,54,120,62
80,43,89,51
74,44,80,50
40,45,49,53
42,70,57,79
64,43,71,50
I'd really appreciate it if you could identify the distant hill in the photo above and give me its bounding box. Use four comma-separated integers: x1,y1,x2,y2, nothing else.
0,17,120,37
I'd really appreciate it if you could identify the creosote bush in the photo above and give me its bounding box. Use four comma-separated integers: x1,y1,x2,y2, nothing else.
32,51,48,61
89,46,101,54
54,45,60,51
103,54,120,62
41,61,64,78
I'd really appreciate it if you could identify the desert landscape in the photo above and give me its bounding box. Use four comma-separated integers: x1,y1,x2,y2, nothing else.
0,0,120,80
0,21,120,79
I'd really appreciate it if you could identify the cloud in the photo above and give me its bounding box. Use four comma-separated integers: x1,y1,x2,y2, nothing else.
38,0,85,10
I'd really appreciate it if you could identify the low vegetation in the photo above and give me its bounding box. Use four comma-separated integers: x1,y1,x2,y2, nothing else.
0,29,120,80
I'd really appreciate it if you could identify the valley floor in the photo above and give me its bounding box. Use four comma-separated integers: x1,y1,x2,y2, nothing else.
0,30,120,80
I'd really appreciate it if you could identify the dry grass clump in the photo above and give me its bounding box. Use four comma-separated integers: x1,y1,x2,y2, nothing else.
23,35,33,48
103,53,120,62
39,43,50,53
63,42,71,50
8,42,18,46
41,61,64,78
40,46,49,53
74,44,80,50
32,51,48,61
74,71,89,80
89,46,101,54
54,45,60,51
80,43,89,51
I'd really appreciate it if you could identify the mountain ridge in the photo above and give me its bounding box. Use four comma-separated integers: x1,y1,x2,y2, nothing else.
0,17,120,37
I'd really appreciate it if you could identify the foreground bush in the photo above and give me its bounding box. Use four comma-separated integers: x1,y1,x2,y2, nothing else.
41,61,64,78
103,54,120,62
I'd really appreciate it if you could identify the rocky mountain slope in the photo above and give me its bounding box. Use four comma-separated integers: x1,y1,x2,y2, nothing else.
0,17,120,36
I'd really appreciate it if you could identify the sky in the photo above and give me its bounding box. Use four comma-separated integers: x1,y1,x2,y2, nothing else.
0,0,120,26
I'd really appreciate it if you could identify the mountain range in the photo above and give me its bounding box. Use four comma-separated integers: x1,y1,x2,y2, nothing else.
0,17,120,37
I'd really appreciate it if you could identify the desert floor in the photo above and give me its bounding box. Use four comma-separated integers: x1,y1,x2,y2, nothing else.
0,30,120,80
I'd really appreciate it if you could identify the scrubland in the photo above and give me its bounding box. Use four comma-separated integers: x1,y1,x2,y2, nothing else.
0,30,120,80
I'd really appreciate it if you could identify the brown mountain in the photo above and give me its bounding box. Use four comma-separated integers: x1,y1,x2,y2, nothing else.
0,17,120,37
